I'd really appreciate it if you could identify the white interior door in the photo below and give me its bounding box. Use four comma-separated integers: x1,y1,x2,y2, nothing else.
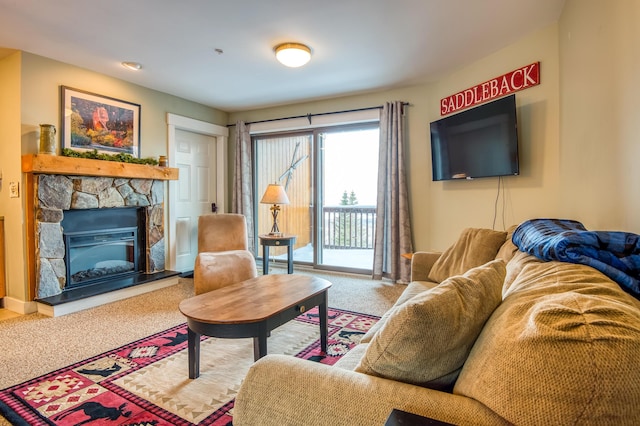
167,114,228,273
174,130,217,272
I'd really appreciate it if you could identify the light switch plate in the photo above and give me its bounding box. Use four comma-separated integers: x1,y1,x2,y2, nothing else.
9,181,19,198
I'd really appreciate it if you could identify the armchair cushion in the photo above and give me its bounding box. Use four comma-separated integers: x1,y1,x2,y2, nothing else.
194,251,257,295
198,213,249,252
194,214,257,295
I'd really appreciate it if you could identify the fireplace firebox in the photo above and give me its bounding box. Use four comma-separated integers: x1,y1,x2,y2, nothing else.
61,207,145,290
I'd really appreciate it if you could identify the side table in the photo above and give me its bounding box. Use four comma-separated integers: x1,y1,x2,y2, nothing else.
259,234,296,274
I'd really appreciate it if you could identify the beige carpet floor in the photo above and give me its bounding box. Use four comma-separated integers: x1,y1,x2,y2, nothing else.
0,267,404,425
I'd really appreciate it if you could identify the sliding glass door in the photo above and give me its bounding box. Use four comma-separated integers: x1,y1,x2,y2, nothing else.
254,133,314,267
253,123,379,273
317,125,379,271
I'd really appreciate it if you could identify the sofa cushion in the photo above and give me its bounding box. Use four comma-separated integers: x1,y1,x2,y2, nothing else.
333,343,369,371
360,280,438,344
428,228,507,283
355,260,506,390
455,261,640,425
501,249,543,297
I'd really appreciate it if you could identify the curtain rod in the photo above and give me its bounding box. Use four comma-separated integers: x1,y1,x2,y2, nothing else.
226,102,409,127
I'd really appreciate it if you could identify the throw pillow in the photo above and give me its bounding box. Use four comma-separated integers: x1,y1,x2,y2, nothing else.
428,228,507,283
355,259,506,390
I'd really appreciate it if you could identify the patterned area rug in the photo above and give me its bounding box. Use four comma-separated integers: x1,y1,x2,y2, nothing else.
0,307,378,425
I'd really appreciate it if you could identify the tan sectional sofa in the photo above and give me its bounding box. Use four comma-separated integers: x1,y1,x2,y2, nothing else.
234,226,640,425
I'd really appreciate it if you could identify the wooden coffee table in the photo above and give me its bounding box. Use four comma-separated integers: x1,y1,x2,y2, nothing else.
179,274,332,378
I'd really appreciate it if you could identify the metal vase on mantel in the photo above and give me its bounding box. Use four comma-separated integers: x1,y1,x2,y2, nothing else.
39,124,57,155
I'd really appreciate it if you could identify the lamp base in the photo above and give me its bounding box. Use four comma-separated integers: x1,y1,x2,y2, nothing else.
268,232,283,237
269,204,282,236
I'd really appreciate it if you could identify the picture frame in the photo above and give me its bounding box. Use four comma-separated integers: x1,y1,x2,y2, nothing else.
60,86,141,157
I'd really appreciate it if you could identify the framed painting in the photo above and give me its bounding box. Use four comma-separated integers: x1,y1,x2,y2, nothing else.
60,86,141,157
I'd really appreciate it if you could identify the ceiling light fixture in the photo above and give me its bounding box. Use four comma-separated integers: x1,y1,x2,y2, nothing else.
274,43,311,68
121,61,142,71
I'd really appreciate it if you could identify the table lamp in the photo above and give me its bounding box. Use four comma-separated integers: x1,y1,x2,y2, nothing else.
260,183,290,236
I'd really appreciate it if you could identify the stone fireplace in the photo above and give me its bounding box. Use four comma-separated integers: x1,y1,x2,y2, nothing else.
35,174,166,299
22,154,180,313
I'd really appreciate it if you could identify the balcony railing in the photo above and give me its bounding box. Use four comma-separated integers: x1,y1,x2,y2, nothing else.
323,206,376,250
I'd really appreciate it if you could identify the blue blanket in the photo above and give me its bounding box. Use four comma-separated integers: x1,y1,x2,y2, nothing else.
512,219,640,298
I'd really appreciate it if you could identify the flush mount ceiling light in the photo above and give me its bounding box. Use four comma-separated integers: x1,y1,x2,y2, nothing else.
121,61,142,71
274,43,311,68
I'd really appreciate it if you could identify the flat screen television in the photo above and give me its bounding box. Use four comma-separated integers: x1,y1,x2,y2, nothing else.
430,94,519,181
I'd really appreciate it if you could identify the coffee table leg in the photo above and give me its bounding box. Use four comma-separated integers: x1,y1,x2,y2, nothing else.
254,330,268,361
188,327,200,379
319,291,328,353
287,244,294,273
263,245,269,275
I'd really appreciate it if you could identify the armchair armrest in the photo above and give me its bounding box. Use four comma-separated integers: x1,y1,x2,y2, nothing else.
410,251,442,282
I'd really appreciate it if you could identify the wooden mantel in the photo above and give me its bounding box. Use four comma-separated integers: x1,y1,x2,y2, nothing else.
22,154,179,180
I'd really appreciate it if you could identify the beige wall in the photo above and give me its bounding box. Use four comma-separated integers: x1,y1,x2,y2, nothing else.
0,52,227,305
19,52,228,158
426,25,561,247
230,24,563,251
0,52,24,300
230,1,639,251
558,0,640,231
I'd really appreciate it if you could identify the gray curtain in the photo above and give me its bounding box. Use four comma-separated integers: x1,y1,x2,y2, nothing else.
232,120,255,252
373,101,413,283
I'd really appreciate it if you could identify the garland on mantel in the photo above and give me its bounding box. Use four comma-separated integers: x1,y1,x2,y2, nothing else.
62,148,159,165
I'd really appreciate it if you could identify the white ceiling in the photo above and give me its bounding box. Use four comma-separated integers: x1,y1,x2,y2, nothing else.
0,0,565,112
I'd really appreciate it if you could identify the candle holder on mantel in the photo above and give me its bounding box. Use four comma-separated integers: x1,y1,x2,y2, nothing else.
39,124,57,155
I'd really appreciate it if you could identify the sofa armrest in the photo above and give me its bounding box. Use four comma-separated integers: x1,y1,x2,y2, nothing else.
410,251,442,282
234,355,508,426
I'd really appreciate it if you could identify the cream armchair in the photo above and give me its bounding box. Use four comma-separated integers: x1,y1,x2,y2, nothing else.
194,214,258,295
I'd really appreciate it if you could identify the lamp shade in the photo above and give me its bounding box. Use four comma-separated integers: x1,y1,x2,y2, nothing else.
274,43,311,68
260,184,290,205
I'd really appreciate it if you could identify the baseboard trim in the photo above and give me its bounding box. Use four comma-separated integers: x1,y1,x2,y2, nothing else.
37,276,180,317
2,297,38,315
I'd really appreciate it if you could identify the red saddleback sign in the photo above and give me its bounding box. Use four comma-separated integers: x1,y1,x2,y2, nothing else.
440,62,540,116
